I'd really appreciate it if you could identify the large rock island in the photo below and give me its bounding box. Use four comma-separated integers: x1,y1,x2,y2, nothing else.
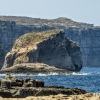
1,29,82,72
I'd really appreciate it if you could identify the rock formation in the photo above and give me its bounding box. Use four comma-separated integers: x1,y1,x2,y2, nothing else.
1,63,67,73
0,74,87,98
2,29,82,72
0,16,100,68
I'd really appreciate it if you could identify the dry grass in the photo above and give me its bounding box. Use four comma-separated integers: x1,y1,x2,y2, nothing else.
13,29,62,48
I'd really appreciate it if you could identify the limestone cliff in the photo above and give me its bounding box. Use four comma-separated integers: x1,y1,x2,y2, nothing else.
0,16,100,68
65,28,100,67
2,30,82,72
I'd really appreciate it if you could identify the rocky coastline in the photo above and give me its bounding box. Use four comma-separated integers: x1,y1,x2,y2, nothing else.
0,74,99,100
0,16,100,99
0,74,87,98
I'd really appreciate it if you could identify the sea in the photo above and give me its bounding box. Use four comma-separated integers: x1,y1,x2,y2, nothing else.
0,67,100,93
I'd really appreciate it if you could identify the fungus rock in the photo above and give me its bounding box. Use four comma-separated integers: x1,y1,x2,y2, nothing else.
2,29,82,72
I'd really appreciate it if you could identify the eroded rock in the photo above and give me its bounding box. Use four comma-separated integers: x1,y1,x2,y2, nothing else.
0,74,87,98
2,30,82,72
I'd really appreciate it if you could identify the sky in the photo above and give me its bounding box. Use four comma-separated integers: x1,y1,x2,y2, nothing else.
0,0,100,26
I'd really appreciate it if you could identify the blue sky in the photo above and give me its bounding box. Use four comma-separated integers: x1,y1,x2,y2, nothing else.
0,0,100,26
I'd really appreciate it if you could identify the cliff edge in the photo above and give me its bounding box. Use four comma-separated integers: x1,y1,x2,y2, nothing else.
2,29,82,72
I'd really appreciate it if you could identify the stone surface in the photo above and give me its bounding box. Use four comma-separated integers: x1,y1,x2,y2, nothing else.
1,63,67,73
2,30,82,72
65,28,100,67
0,16,100,68
0,74,87,98
0,87,87,98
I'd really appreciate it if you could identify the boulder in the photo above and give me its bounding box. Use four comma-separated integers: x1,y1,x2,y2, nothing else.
2,30,82,72
22,78,44,87
1,79,11,89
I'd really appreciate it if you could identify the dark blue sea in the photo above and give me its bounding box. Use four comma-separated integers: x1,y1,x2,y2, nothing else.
0,67,100,93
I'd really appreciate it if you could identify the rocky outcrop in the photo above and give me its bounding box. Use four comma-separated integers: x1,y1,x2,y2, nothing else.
2,30,82,72
0,74,87,98
1,63,67,73
0,16,100,68
0,87,87,98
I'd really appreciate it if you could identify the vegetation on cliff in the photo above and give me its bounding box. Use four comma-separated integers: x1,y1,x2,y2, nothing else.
13,29,62,48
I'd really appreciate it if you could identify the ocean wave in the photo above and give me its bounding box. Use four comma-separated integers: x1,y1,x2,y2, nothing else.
12,74,28,77
0,74,6,77
65,72,91,76
37,72,58,76
0,72,90,77
9,72,59,77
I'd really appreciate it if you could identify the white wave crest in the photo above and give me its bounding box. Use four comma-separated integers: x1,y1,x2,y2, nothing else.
12,74,28,77
10,72,59,77
66,72,90,76
0,74,6,76
37,73,47,76
38,72,58,76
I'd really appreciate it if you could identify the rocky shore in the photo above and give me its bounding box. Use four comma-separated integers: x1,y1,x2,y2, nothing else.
0,74,87,98
0,73,99,100
2,93,100,100
0,63,72,74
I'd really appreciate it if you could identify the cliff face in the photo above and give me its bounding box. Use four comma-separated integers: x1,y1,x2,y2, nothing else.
2,30,82,72
65,28,100,67
0,16,100,68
